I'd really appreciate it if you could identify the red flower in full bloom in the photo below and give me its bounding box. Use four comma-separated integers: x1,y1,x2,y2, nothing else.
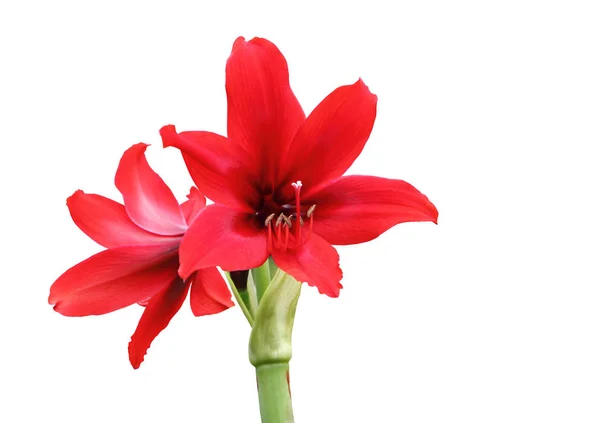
49,144,234,368
160,37,438,297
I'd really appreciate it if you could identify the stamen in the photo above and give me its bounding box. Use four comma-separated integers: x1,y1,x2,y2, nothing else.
282,214,292,228
276,220,282,245
264,213,276,226
306,205,315,242
263,193,317,252
282,224,290,250
267,220,273,252
275,213,285,227
265,213,276,252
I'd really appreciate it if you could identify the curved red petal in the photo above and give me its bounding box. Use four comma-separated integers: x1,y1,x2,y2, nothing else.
49,245,179,315
67,190,178,248
305,175,438,245
226,37,305,185
189,267,234,316
128,277,191,369
160,125,258,210
180,187,207,225
114,143,187,235
271,234,343,298
284,79,377,191
178,204,269,277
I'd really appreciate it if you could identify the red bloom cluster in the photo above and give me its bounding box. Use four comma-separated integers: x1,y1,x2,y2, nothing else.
49,144,233,368
49,37,437,368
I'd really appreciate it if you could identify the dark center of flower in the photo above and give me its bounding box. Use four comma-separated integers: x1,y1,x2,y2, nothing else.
254,181,316,252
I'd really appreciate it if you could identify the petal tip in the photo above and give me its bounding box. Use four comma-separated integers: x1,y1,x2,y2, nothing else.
318,282,343,298
66,190,84,205
51,302,70,316
177,263,191,281
191,300,234,317
355,78,378,102
187,186,200,199
428,201,440,224
128,142,150,153
128,338,147,370
128,353,143,370
159,125,178,148
232,36,247,51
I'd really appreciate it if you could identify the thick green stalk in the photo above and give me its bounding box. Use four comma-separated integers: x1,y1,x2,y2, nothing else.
256,363,294,423
249,270,301,423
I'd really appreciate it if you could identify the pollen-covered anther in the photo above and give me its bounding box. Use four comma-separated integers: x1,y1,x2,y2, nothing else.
275,213,285,227
264,213,276,227
281,214,292,228
305,204,316,242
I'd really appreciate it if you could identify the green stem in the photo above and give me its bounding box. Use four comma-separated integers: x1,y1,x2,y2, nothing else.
251,259,272,304
249,270,301,423
224,272,254,326
256,363,294,423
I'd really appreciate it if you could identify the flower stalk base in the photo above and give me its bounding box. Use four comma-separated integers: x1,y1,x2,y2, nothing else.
256,363,294,423
248,268,301,422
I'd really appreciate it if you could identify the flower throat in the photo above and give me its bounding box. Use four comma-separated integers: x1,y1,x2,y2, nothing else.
259,181,316,252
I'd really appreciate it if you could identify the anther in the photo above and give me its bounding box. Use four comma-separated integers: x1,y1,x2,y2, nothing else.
281,215,293,228
275,213,285,227
306,204,316,218
264,213,276,227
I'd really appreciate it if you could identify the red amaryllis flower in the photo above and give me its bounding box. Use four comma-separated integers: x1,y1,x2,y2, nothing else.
48,143,234,368
160,37,438,298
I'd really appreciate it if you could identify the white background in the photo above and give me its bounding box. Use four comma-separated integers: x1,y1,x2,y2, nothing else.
1,1,599,422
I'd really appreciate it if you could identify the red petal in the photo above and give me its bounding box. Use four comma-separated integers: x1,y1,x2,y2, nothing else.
67,190,178,248
271,234,343,298
49,245,179,316
114,143,187,236
180,187,207,225
178,204,269,277
189,267,234,316
305,175,439,245
284,79,377,191
128,277,191,369
160,125,258,211
226,37,305,185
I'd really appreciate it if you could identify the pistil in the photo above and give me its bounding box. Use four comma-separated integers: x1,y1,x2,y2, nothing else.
291,181,302,240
